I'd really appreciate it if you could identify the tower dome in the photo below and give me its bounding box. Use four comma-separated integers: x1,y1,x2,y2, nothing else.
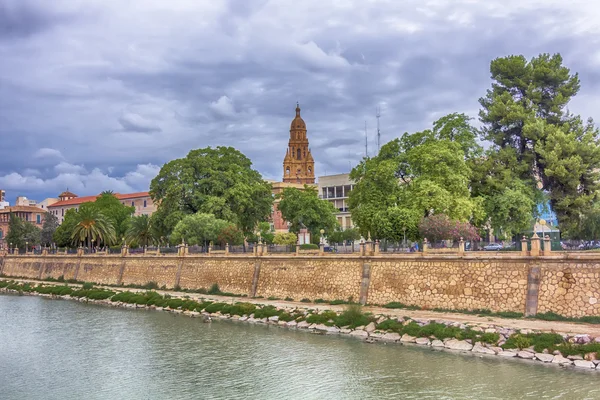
290,103,306,130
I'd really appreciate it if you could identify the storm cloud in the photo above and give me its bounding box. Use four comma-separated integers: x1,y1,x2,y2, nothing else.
1,0,599,203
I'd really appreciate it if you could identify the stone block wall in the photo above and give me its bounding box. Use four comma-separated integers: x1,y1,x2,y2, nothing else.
537,261,600,317
178,257,256,295
256,257,363,301
2,253,600,317
368,258,530,313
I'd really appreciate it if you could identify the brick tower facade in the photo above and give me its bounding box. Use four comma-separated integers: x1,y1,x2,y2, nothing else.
283,103,315,184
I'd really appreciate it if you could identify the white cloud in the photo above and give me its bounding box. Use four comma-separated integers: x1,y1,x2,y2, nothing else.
210,96,236,117
2,0,600,203
33,148,64,160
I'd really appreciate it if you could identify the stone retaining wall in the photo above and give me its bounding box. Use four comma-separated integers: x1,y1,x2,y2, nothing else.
2,253,600,317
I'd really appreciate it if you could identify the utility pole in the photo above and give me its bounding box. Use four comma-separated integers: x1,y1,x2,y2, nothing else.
364,121,368,158
376,106,381,153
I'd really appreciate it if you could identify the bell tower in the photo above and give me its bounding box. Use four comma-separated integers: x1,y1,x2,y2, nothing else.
283,103,315,184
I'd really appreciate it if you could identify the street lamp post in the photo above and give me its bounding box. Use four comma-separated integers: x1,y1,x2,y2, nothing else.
320,229,325,245
25,241,28,254
539,219,547,250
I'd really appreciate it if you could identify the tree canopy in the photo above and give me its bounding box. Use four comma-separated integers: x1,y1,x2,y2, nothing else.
40,212,59,246
349,113,481,240
276,186,339,238
150,146,273,239
170,213,241,246
5,214,41,249
478,53,600,236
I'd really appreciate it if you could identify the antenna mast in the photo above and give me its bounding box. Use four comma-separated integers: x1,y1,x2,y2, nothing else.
364,121,368,158
376,106,381,153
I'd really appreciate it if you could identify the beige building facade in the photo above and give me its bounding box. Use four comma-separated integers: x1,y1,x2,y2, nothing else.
317,173,354,230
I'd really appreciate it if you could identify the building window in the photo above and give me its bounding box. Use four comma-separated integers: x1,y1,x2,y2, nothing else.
343,185,352,197
36,215,41,224
286,167,290,175
327,186,335,198
322,188,328,199
297,149,301,160
62,209,64,216
0,229,3,239
143,200,147,208
131,201,135,207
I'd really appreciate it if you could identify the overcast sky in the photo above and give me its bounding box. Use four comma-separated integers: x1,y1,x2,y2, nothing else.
1,0,599,203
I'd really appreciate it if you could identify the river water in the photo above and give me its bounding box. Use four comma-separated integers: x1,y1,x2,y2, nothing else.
0,295,598,400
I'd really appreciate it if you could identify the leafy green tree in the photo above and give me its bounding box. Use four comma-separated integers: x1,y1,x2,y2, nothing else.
273,232,297,245
349,113,481,240
478,53,600,235
5,214,41,249
170,213,227,246
71,205,116,248
276,186,339,238
216,223,244,245
53,209,78,247
150,146,273,239
93,193,135,240
126,214,155,247
40,212,59,246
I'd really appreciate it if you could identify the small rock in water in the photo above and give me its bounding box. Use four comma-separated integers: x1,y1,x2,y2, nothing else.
381,332,401,342
567,355,583,361
365,322,376,333
517,351,535,359
400,334,417,343
349,330,368,338
472,344,495,355
573,360,595,369
444,339,473,351
551,356,572,365
431,340,444,348
535,353,554,363
498,351,517,357
415,337,430,346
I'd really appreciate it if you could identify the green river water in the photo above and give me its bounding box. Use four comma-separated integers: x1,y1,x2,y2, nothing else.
0,295,598,400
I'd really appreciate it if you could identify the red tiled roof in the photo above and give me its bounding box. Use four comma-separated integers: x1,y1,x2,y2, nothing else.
49,195,99,207
48,192,151,208
58,191,78,198
0,205,46,214
116,192,150,200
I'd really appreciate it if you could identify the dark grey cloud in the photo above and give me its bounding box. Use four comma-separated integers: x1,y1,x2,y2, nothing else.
0,0,599,203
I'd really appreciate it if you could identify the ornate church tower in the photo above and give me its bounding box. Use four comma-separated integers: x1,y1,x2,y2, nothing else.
283,103,315,184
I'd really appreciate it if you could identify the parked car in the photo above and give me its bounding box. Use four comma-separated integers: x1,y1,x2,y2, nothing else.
483,243,503,251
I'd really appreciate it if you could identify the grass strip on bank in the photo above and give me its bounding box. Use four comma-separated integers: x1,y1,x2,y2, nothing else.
1,279,599,359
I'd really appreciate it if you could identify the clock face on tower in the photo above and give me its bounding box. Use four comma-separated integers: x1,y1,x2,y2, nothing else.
282,103,315,184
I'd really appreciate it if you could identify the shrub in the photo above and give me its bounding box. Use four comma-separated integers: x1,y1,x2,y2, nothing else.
143,281,159,290
376,319,403,332
383,302,421,310
306,310,338,324
221,302,256,316
284,297,294,302
204,302,226,313
502,334,532,350
82,282,94,290
314,299,326,304
300,298,311,303
335,304,372,328
253,305,280,319
267,296,280,300
329,299,348,305
57,275,65,282
207,283,222,295
299,243,318,250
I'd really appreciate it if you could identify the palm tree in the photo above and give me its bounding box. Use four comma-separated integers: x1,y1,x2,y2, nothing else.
71,207,116,249
126,214,155,247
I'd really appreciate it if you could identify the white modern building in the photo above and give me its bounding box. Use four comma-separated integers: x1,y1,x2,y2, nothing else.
317,173,354,230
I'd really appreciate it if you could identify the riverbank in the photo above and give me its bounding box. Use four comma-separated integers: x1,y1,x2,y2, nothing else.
2,278,600,372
